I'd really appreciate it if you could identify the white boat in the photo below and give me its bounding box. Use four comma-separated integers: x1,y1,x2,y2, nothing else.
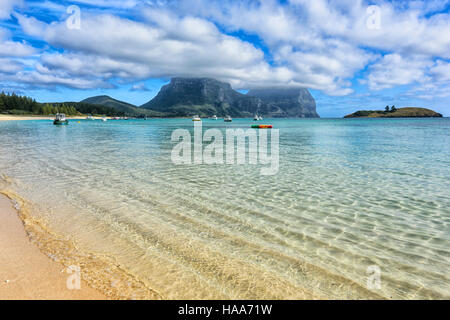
86,115,94,120
53,113,68,125
211,115,218,120
101,117,107,122
192,115,201,121
254,114,263,121
224,116,232,122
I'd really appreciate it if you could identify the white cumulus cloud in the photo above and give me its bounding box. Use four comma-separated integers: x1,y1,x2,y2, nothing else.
0,0,23,20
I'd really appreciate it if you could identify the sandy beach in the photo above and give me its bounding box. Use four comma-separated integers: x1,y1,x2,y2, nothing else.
0,194,105,299
0,115,53,121
0,115,104,121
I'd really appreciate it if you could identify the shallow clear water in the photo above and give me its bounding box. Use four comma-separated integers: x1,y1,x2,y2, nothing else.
0,118,449,299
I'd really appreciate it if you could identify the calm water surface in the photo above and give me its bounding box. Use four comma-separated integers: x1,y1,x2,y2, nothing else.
0,118,449,299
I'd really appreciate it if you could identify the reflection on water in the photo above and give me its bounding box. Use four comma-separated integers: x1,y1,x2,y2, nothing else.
0,118,449,299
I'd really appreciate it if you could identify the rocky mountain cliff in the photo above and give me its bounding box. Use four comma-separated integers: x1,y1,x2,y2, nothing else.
141,78,319,118
247,88,319,118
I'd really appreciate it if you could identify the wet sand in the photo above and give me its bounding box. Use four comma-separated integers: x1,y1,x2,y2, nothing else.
0,194,106,299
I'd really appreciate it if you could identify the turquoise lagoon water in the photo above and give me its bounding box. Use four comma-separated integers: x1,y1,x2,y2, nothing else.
0,118,449,299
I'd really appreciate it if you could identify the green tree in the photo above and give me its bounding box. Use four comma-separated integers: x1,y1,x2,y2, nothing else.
32,101,40,114
391,105,397,112
385,106,390,112
69,105,77,115
42,103,51,115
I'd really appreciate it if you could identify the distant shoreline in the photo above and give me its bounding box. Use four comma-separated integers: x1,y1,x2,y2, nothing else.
0,115,103,121
1,114,448,122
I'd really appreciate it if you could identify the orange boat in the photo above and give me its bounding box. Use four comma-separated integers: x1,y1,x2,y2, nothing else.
251,124,272,129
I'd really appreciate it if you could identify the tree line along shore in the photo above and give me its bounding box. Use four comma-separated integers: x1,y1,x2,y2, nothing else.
0,92,126,117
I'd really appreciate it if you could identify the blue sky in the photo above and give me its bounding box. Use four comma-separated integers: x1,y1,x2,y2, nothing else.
0,0,449,117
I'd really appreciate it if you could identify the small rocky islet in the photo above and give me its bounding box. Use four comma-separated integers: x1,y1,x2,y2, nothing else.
344,107,443,118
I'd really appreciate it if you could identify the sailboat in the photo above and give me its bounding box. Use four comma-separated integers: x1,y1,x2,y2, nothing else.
224,115,232,122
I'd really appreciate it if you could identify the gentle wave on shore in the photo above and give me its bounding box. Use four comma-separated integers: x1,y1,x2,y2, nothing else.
0,118,449,299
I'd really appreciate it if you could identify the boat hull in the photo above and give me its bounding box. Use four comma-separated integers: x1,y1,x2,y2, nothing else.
251,124,272,128
53,120,69,125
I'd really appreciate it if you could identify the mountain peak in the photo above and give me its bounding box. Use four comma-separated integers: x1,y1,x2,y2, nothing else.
247,87,319,118
165,77,233,92
80,95,149,116
141,77,319,118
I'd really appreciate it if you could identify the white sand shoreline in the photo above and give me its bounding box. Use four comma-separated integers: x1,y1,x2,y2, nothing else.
0,194,106,299
0,115,105,121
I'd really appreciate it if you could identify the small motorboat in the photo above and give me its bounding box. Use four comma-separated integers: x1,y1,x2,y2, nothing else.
86,115,94,120
251,124,272,129
192,115,202,121
101,117,107,122
224,116,232,122
211,115,218,120
53,113,69,125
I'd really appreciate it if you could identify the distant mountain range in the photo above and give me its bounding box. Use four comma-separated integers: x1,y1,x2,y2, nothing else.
247,88,318,118
80,78,320,118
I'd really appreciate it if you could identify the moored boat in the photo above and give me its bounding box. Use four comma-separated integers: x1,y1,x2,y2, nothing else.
224,116,232,122
53,113,69,125
251,124,272,129
192,115,201,121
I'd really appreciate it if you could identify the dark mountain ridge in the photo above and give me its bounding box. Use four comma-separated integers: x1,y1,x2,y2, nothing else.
3,78,319,118
81,95,150,116
247,88,319,118
140,78,319,118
